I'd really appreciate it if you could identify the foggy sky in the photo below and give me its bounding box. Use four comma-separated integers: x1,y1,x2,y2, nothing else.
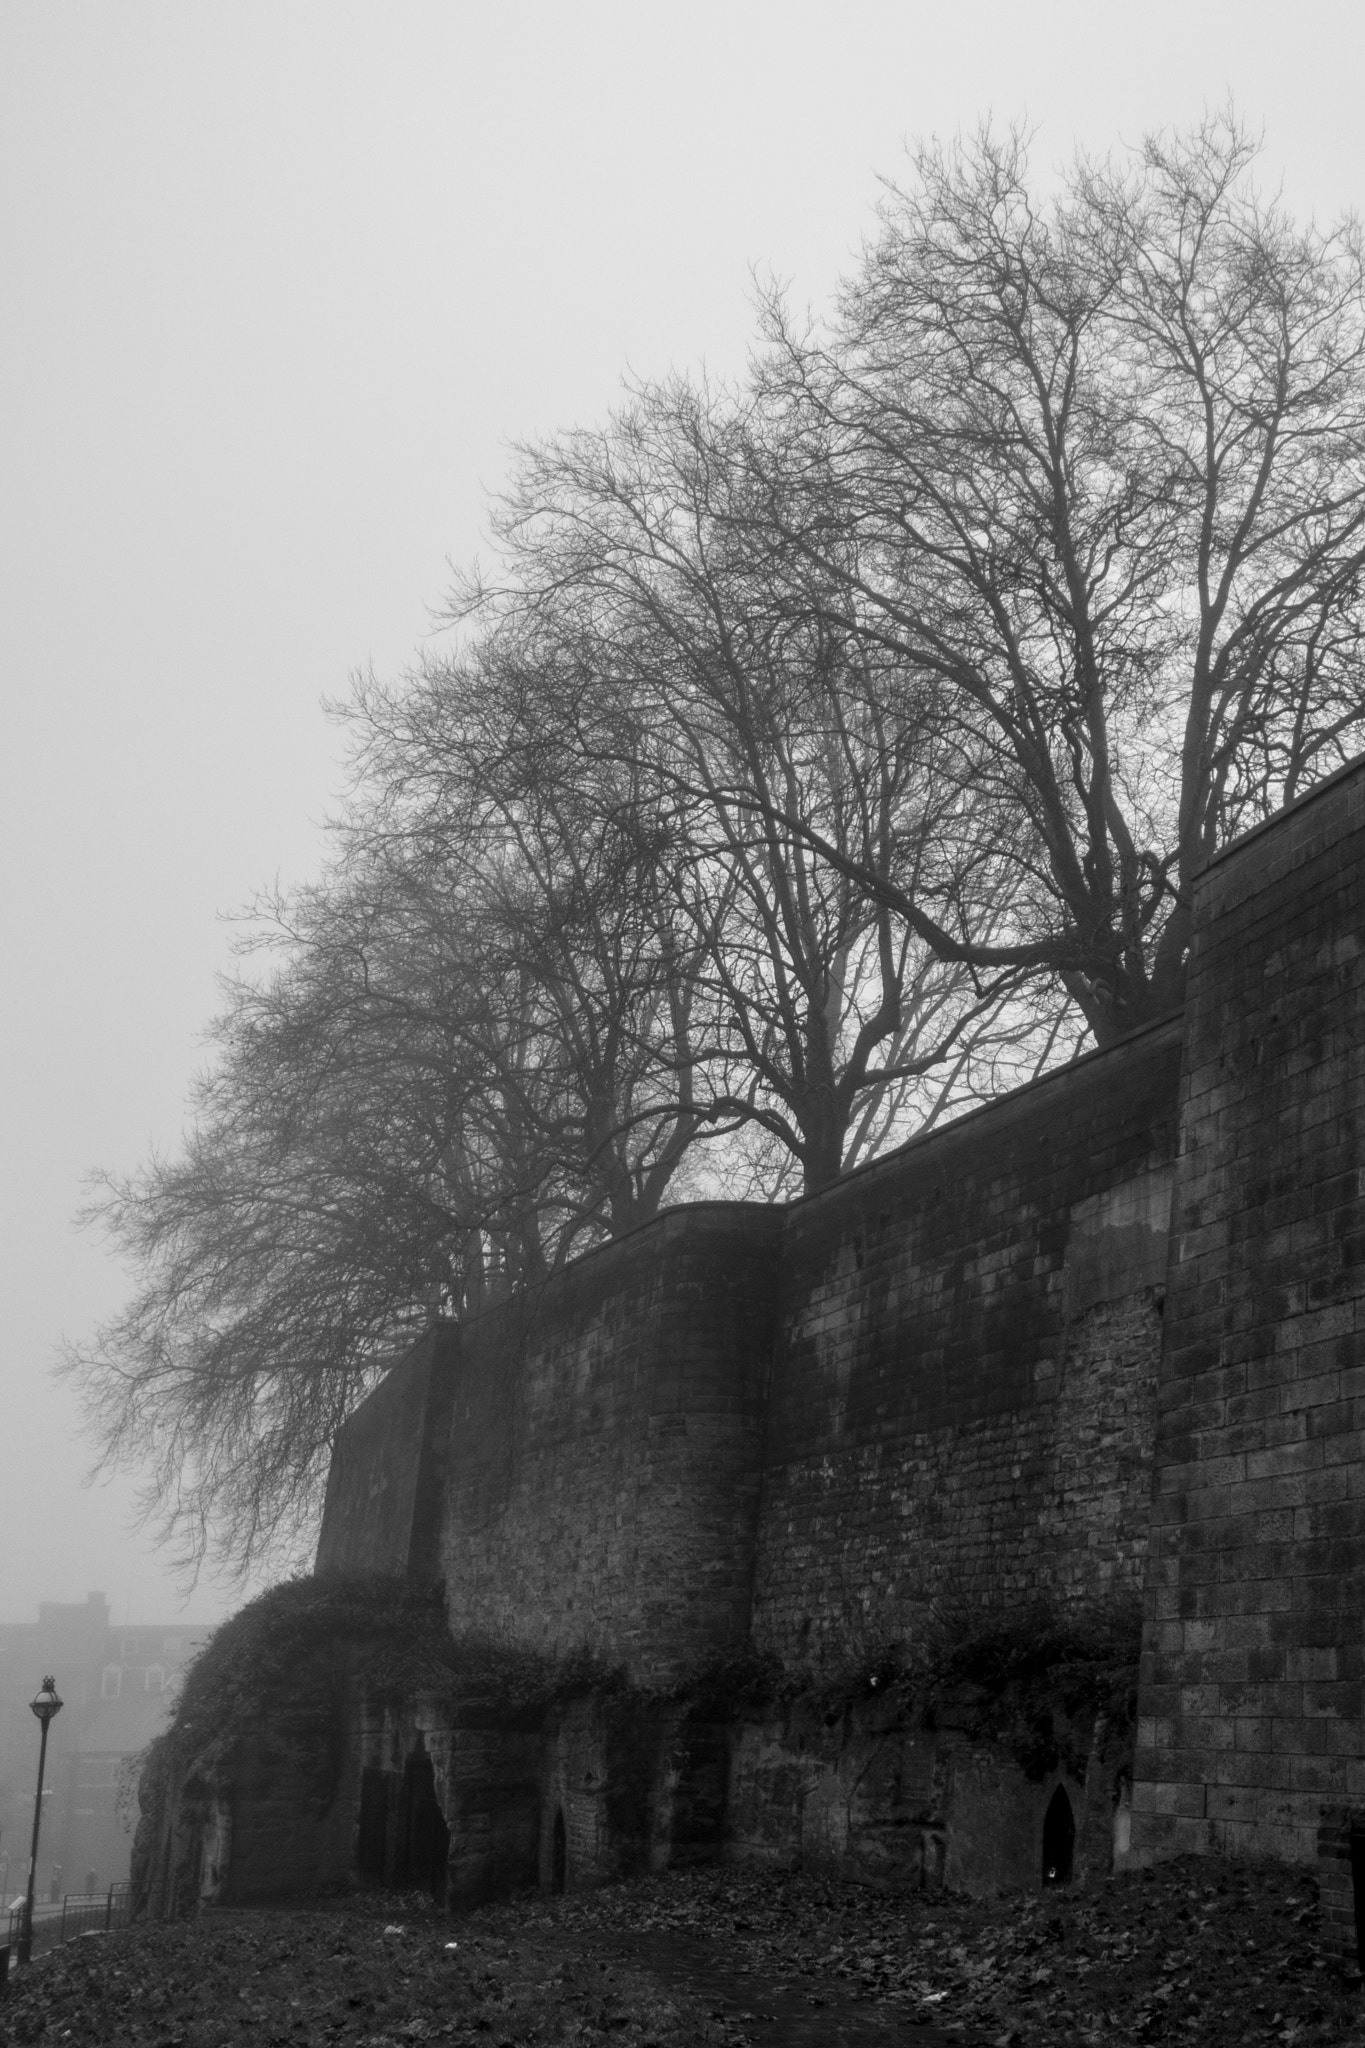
2,0,1362,1629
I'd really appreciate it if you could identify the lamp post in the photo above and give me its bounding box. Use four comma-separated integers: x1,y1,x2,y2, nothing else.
17,1677,62,1967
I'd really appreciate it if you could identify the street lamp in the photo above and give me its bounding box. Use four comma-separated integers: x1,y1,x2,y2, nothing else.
17,1677,62,1967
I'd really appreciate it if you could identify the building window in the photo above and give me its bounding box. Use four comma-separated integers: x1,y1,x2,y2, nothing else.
100,1666,122,1700
144,1664,166,1693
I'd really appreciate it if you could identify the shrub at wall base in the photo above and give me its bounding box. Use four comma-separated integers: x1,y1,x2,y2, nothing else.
139,1579,1140,1910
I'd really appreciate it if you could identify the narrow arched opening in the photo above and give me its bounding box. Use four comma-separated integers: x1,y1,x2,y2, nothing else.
551,1808,567,1895
1350,1822,1365,1969
357,1766,391,1883
394,1745,451,1903
1042,1784,1076,1886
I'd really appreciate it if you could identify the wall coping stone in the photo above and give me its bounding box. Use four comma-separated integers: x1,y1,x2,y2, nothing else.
1193,751,1365,881
784,1009,1185,1214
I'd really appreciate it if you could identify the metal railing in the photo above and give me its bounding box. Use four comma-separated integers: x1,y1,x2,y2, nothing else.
4,1883,131,1968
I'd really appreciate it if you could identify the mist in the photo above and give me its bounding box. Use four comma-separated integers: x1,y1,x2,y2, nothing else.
2,0,1362,1631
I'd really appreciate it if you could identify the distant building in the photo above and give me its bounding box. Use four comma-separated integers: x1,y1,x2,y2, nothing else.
0,1593,211,1900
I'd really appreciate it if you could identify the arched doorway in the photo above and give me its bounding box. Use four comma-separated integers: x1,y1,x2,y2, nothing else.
551,1808,567,1895
357,1767,391,1883
394,1742,451,1903
1042,1784,1076,1885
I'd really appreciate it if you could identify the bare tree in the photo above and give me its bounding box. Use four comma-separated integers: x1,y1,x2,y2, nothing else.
71,112,1364,1572
478,380,1066,1191
757,114,1365,1042
346,627,710,1238
65,876,485,1576
66,704,712,1574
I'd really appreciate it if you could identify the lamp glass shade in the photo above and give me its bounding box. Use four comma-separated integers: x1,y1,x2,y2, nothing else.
30,1675,63,1724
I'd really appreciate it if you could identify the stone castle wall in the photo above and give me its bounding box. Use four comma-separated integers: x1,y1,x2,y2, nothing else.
1131,759,1365,1867
752,1019,1182,1666
320,1034,1185,1689
317,1324,459,1583
436,1204,784,1686
308,752,1365,1908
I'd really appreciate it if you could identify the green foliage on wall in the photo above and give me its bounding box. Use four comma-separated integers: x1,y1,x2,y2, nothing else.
160,1572,630,1770
163,1574,453,1765
672,1592,1142,1785
916,1589,1143,1780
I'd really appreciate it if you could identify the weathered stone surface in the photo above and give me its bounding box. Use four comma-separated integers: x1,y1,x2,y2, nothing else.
1131,758,1365,1868
316,1325,459,1582
133,1659,361,1913
723,1695,1125,1895
438,1204,785,1688
354,1698,541,1907
752,1026,1181,1666
316,1037,1183,1691
285,753,1365,1925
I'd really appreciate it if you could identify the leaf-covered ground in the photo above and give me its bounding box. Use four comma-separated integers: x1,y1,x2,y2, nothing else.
2,1857,1362,2047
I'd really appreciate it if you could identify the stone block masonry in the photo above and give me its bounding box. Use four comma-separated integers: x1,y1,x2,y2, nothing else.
438,1204,786,1688
307,752,1365,1904
316,1324,459,1583
320,1035,1185,1689
751,1020,1182,1667
1131,758,1365,1869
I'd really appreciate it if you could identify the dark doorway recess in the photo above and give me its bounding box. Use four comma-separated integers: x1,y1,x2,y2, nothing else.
357,1767,390,1882
551,1808,567,1894
394,1745,451,1902
1350,1822,1365,1969
1042,1785,1076,1885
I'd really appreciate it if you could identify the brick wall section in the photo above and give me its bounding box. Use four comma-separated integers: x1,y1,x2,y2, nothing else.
316,1326,458,1579
750,1020,1184,1666
1131,758,1365,1866
440,1205,785,1687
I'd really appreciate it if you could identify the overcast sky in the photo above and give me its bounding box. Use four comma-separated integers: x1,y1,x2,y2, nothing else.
2,0,1363,1630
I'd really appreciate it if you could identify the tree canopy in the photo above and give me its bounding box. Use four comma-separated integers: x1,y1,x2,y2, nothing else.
69,115,1365,1576
755,119,1365,1040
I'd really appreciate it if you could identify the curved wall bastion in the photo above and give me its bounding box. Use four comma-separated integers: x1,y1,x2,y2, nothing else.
138,756,1365,1962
